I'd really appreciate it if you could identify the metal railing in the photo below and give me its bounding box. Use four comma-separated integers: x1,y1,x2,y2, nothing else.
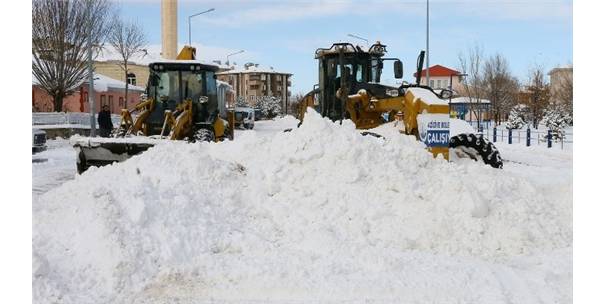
474,126,573,150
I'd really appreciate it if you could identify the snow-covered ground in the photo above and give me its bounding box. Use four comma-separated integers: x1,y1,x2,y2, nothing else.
32,113,572,303
32,138,77,197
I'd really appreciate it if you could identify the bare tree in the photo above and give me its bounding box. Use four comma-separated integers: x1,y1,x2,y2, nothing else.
107,19,147,109
32,0,113,112
458,44,485,129
525,65,550,129
482,54,519,125
289,93,306,115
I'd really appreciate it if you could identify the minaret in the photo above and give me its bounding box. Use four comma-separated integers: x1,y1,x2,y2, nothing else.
161,0,177,59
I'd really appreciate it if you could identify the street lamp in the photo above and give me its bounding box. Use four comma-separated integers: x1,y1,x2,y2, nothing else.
226,50,244,65
188,8,215,46
347,33,369,46
426,0,430,86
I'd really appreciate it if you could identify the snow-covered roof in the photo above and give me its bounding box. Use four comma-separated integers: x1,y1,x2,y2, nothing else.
450,96,491,104
91,73,145,92
216,80,233,91
32,72,144,93
96,45,220,68
216,63,291,76
217,79,231,88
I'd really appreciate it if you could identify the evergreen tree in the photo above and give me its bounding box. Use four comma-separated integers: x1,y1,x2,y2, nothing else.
235,96,248,107
255,96,282,119
541,103,571,141
505,104,529,129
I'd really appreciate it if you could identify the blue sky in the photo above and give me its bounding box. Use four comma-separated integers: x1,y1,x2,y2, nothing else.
114,0,572,95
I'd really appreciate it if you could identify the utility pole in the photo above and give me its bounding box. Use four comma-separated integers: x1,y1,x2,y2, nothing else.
87,3,96,137
188,8,215,46
426,0,430,86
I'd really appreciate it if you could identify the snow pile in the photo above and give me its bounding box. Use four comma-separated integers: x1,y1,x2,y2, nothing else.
33,109,571,303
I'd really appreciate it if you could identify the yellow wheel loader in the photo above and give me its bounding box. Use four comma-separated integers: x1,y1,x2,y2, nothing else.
73,46,235,173
295,42,502,168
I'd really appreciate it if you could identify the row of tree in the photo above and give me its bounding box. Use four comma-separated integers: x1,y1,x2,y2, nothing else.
457,45,573,131
32,0,147,112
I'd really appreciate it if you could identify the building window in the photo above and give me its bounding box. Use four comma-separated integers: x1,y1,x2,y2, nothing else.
127,73,136,86
100,95,106,107
437,80,442,88
108,95,113,111
250,84,260,90
119,97,124,107
430,80,435,88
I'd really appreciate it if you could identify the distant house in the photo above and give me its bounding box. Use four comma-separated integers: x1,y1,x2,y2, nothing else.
449,96,492,122
413,65,464,91
32,73,145,114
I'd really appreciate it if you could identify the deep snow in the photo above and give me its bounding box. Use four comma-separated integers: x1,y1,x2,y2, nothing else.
32,111,572,303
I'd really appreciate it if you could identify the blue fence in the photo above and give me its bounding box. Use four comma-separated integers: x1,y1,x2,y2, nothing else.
474,126,573,149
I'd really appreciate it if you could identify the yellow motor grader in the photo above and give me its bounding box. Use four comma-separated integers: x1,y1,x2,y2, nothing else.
295,42,502,168
73,46,234,173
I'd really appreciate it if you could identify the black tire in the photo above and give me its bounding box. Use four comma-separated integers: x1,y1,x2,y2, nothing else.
449,133,503,169
193,128,215,142
77,150,88,174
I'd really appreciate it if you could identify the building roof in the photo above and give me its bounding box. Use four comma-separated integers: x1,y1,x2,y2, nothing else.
413,65,461,78
90,73,145,92
32,72,145,93
548,65,573,75
216,80,234,92
216,62,291,76
95,45,219,68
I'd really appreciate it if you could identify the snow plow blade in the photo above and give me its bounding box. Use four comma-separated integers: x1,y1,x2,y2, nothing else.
71,136,157,174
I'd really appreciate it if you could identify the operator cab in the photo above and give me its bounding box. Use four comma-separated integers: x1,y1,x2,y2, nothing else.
315,42,403,121
147,61,219,133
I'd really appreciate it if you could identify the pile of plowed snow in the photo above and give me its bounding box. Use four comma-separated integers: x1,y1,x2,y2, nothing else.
33,110,571,303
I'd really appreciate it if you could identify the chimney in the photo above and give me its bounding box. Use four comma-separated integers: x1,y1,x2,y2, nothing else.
161,0,177,59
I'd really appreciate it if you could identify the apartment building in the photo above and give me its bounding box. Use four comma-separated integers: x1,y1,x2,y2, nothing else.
548,65,573,105
216,63,292,111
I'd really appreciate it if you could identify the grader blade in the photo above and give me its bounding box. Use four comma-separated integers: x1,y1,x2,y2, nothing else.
72,137,157,174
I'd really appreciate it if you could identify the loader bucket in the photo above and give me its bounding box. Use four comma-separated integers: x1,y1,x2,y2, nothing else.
71,137,157,174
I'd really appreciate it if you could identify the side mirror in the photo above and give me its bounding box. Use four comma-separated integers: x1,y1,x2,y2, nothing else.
394,60,403,79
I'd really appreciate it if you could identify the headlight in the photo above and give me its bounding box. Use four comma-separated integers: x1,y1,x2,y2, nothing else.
386,89,399,97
